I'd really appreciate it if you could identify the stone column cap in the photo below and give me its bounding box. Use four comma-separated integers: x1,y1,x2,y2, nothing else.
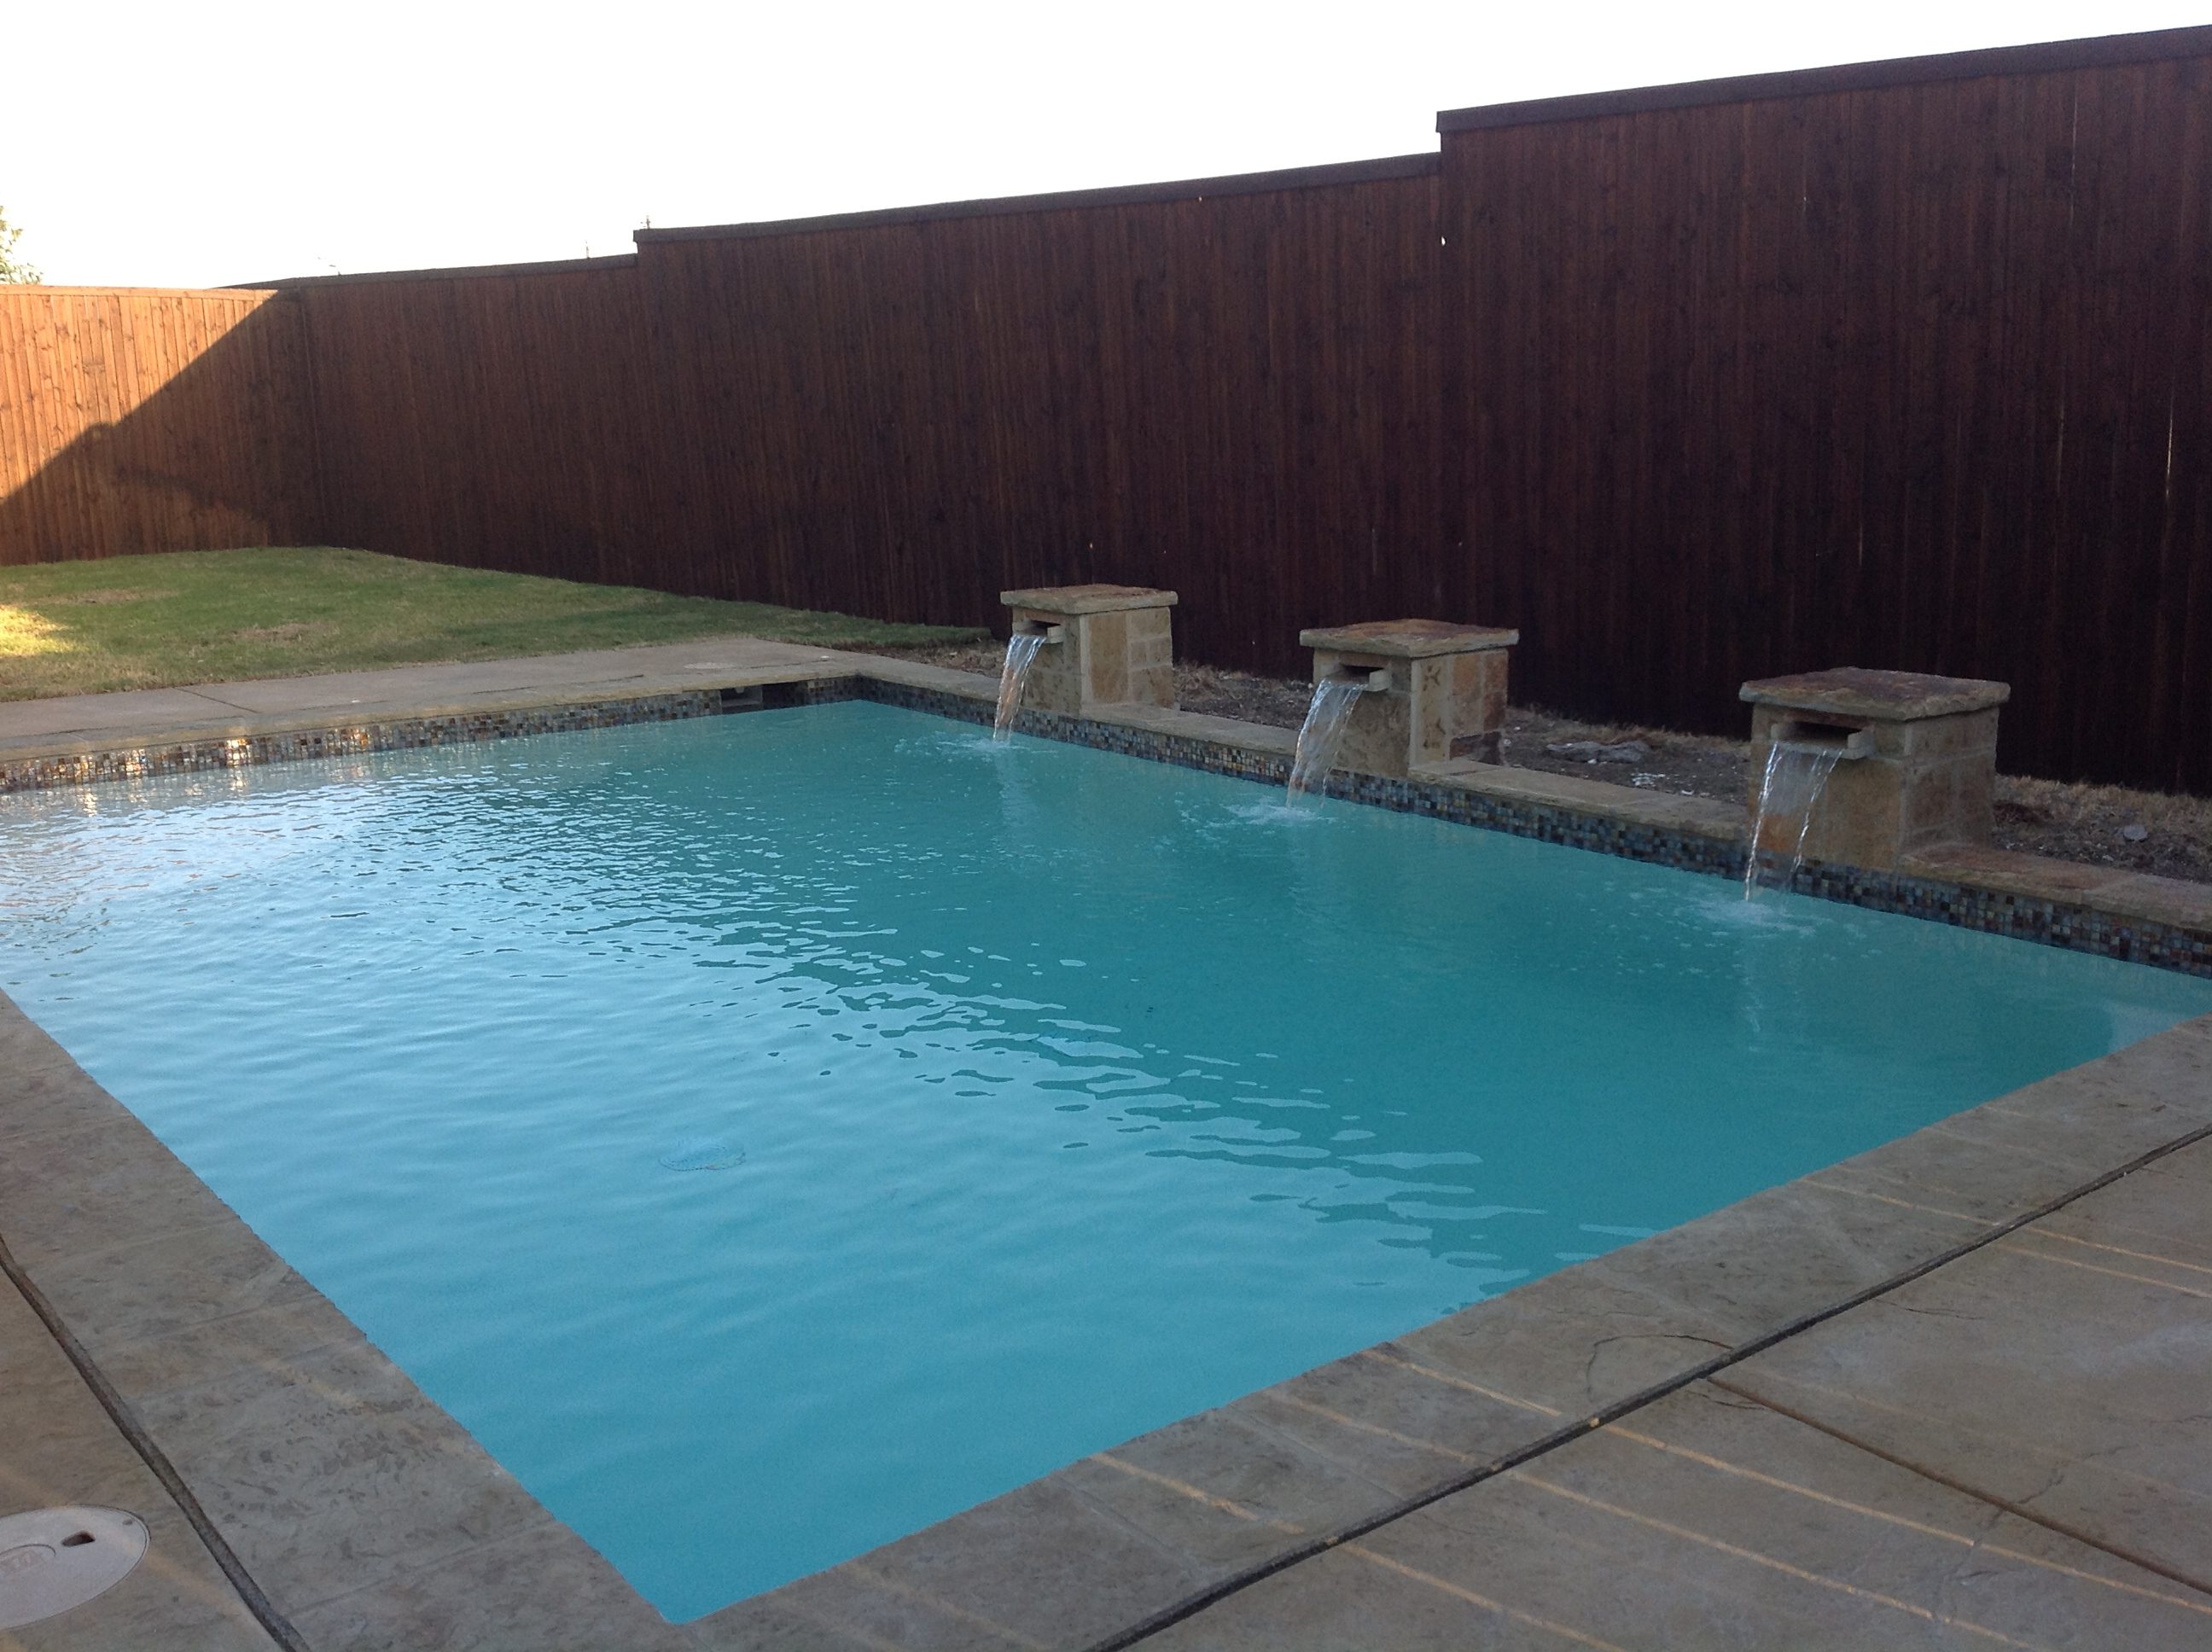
1299,620,1519,658
1739,667,2010,719
1000,585,1179,614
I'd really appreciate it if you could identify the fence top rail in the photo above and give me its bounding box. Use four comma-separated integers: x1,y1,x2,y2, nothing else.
1436,21,2212,132
632,152,1440,246
0,284,281,300
245,253,639,291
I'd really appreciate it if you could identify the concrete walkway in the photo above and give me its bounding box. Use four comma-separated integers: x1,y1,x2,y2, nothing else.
1139,1132,2212,1649
3,641,2209,1649
0,637,867,757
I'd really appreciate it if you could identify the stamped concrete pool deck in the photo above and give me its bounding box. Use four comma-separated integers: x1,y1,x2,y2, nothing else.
3,639,2209,1649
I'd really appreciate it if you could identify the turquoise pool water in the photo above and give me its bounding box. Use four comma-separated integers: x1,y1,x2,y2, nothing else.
3,701,2206,1619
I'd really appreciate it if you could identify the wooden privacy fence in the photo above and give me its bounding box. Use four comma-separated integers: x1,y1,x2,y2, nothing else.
2,25,2208,792
292,154,1446,678
0,286,315,557
1441,30,2212,800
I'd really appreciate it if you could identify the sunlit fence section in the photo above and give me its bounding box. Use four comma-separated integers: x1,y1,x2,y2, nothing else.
0,286,316,560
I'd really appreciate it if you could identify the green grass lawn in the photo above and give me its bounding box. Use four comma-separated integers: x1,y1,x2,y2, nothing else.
0,547,984,701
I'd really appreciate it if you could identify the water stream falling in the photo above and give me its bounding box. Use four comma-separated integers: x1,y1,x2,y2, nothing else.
1288,678,1365,800
1743,742,1845,899
992,633,1045,741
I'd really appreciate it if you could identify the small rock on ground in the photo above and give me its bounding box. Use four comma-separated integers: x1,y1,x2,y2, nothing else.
1545,739,1651,763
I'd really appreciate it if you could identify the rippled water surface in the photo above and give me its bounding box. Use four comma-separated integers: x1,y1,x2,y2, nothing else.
5,702,2207,1618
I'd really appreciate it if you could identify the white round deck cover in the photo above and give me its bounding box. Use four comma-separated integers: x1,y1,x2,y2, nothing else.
0,1506,148,1629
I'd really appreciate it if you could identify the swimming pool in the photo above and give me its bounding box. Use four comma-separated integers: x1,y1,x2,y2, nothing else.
4,700,2206,1620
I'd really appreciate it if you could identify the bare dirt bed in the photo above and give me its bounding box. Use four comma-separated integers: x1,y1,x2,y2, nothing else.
871,645,2212,886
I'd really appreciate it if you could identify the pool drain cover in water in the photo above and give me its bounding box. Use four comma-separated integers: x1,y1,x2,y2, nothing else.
660,1137,745,1172
0,1506,148,1629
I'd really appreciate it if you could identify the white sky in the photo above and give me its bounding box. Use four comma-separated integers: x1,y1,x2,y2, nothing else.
9,1,2206,290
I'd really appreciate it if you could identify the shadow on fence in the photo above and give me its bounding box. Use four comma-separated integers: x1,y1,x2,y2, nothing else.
0,288,317,561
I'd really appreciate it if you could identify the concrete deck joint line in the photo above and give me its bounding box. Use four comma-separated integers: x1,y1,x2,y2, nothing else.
1334,1542,1624,1650
1095,1115,2212,1650
1703,1374,2212,1602
1495,1467,2026,1645
1598,1413,2212,1620
0,1224,306,1650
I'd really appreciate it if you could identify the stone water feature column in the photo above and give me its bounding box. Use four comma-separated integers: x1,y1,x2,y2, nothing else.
999,585,1179,714
1298,620,1519,777
1739,668,2010,870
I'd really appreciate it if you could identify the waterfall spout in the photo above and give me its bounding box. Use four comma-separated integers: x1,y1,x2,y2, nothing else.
992,633,1046,741
1288,678,1365,800
1744,742,1844,898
